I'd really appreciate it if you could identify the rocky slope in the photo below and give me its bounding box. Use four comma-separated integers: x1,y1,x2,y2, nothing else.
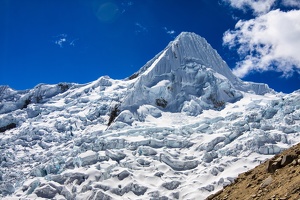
207,142,300,200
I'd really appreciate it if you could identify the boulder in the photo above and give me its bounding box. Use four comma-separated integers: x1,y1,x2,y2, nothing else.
266,160,281,173
281,154,296,167
260,175,273,188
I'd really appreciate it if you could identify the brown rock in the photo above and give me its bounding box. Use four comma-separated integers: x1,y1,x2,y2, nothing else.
274,157,283,163
281,155,295,167
267,160,281,173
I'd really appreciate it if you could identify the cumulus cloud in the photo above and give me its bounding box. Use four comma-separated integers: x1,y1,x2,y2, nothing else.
223,9,300,78
223,0,276,15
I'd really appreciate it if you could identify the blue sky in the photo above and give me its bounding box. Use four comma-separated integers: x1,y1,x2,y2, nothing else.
0,0,299,93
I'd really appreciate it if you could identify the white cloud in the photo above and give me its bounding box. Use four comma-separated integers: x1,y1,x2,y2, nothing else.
223,0,276,15
223,9,300,78
167,30,175,35
163,27,176,36
282,0,300,8
54,34,67,48
55,38,66,48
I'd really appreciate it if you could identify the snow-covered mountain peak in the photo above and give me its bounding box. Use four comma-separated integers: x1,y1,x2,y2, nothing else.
133,32,236,81
155,31,240,83
123,32,272,115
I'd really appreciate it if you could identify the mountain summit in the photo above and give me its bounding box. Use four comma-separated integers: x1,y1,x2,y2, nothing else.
124,32,272,115
1,32,299,200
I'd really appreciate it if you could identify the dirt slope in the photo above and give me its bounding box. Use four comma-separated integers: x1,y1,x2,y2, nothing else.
207,143,300,200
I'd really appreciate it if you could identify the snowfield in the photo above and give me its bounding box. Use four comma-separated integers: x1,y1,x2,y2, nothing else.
0,32,299,200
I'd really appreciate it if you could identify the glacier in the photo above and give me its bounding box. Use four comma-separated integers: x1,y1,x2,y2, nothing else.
0,32,299,199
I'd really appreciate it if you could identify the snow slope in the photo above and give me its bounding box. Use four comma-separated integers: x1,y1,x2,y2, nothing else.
0,32,299,200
